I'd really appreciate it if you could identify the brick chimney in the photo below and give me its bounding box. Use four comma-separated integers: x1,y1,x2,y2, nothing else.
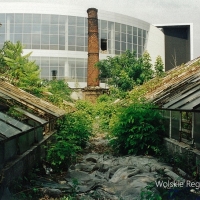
87,8,99,87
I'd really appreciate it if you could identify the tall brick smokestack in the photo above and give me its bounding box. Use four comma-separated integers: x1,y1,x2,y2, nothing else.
87,8,99,87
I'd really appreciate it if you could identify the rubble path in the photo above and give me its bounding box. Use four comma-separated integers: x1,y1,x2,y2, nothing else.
36,133,197,200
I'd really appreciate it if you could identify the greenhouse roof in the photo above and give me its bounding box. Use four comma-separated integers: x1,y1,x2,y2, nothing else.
145,57,200,111
0,79,65,117
0,112,32,141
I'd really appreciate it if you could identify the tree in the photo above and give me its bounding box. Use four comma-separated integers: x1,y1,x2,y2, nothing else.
154,55,165,77
96,50,154,91
0,41,42,96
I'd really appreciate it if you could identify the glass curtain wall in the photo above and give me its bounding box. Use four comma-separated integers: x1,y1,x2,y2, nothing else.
0,13,149,81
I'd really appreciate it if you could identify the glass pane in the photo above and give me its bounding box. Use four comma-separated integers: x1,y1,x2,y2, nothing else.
42,14,50,24
127,26,132,34
23,24,32,33
33,14,41,23
50,15,59,24
32,34,40,44
15,25,22,33
115,23,120,32
101,20,107,30
50,35,58,44
0,14,5,23
59,25,65,34
41,35,49,44
15,14,23,23
121,33,126,42
77,27,84,36
121,24,126,33
24,14,32,23
41,25,49,34
41,58,49,66
23,34,31,43
32,24,41,34
133,36,137,44
76,37,84,46
138,28,142,37
133,27,137,35
68,16,76,25
121,42,126,51
77,17,84,26
68,26,75,35
115,32,120,41
68,36,75,45
115,41,120,50
127,34,132,43
127,43,132,51
59,15,66,24
50,25,58,34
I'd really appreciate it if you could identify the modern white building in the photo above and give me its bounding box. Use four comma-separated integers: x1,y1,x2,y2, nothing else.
0,0,165,87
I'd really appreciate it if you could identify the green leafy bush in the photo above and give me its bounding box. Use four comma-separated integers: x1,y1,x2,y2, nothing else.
109,103,164,155
46,111,93,171
95,97,117,131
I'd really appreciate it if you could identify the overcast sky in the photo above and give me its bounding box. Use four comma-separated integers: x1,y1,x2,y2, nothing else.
62,0,200,24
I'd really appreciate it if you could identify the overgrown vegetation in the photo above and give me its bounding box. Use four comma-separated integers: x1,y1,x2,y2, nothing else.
108,102,164,155
46,109,93,171
96,50,164,92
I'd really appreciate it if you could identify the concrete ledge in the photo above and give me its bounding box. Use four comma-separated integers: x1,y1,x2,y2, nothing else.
164,137,200,165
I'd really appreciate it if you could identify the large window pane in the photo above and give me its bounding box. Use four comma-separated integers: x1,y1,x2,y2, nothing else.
15,14,23,23
138,28,142,37
32,24,41,34
50,25,58,34
23,24,32,33
68,26,75,35
115,41,120,50
101,20,107,30
115,32,120,41
50,15,59,24
50,35,58,44
32,34,40,44
115,23,120,32
41,25,49,34
127,34,132,43
15,24,22,33
41,35,49,44
59,15,66,24
42,14,50,24
121,24,126,33
24,14,32,23
33,14,41,23
76,37,84,46
68,36,75,45
77,17,84,26
77,27,84,36
68,16,76,25
127,26,132,35
133,27,137,35
121,33,126,42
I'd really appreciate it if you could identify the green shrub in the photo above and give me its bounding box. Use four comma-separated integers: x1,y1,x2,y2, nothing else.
109,103,164,155
46,111,93,171
95,100,116,131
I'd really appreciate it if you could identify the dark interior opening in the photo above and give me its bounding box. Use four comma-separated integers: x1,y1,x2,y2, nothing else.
101,39,107,51
52,70,57,80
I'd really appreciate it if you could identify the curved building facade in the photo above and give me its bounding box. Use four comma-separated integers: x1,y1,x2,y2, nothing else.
0,1,164,88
